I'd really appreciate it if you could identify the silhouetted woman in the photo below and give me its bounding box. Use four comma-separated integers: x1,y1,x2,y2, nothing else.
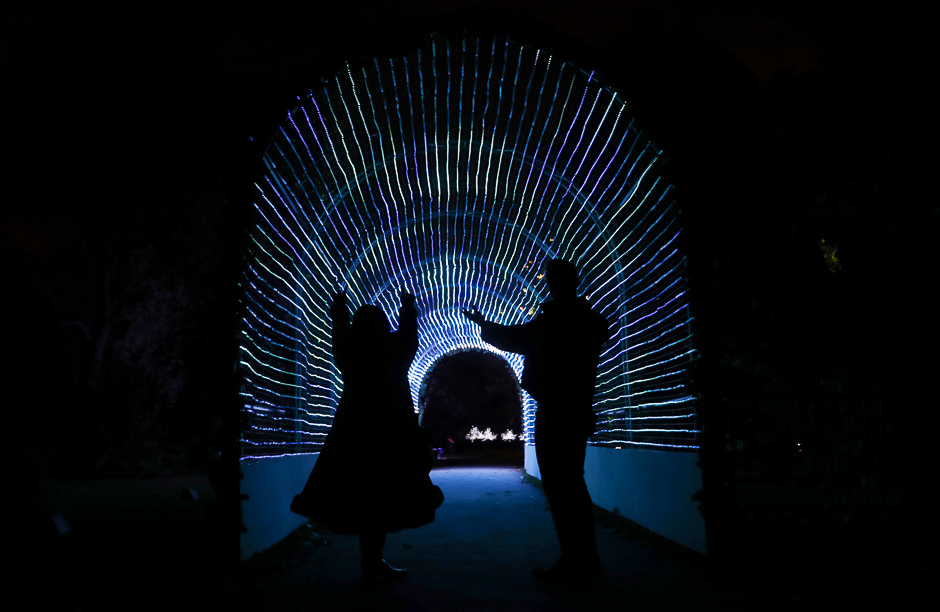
291,289,444,583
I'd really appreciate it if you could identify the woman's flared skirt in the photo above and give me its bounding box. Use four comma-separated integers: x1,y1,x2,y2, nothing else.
290,423,444,535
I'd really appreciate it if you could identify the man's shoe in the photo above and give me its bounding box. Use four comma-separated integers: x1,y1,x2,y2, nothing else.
290,495,311,517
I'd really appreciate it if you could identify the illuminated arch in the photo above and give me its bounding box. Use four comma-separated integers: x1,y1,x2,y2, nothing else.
239,37,698,458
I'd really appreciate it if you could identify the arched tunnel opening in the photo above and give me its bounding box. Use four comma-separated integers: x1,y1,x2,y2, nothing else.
418,349,524,465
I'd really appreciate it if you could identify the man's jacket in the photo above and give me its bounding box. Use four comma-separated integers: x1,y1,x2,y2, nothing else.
479,297,612,428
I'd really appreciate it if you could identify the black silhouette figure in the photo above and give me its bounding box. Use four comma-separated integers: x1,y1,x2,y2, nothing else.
291,289,444,583
462,259,612,590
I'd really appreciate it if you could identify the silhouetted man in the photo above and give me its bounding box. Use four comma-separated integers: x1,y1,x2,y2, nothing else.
462,259,612,589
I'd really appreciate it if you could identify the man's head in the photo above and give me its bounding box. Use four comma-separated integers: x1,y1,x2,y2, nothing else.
544,259,578,299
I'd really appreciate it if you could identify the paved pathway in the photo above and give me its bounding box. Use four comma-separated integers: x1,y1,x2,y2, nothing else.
28,465,907,610
236,466,755,611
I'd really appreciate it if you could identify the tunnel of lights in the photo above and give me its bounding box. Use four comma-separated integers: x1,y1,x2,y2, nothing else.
239,37,699,459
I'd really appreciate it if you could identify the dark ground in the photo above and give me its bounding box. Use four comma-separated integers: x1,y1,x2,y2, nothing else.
16,460,913,611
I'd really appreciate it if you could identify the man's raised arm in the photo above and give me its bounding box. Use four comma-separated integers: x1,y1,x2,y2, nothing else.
461,306,531,355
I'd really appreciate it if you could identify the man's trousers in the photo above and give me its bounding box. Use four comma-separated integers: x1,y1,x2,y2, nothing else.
534,412,601,573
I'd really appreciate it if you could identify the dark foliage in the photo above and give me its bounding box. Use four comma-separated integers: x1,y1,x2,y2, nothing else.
419,350,523,451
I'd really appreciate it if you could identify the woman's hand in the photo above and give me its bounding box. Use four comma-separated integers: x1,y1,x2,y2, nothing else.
461,306,485,325
400,290,416,307
332,288,347,309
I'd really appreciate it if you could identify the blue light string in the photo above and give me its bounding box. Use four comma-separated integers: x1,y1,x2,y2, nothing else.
240,38,698,458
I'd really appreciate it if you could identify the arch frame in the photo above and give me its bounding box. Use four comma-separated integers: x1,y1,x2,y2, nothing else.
239,36,698,458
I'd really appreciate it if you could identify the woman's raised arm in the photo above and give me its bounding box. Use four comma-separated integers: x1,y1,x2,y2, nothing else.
397,290,418,358
330,289,351,369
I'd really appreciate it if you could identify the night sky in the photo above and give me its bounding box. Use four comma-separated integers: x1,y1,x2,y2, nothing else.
1,1,933,498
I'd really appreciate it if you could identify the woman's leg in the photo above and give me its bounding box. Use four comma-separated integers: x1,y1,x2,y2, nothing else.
359,531,386,568
359,531,408,581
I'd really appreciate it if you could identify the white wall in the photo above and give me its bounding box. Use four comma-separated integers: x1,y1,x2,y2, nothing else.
525,444,705,554
244,445,705,560
240,454,319,560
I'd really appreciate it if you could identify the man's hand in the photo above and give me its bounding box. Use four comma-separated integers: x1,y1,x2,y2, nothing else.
401,290,416,307
461,306,485,325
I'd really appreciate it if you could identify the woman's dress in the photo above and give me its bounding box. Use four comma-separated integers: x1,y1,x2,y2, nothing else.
291,298,444,535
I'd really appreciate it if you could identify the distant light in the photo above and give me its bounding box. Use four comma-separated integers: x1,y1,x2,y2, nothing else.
819,238,842,273
467,426,497,442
